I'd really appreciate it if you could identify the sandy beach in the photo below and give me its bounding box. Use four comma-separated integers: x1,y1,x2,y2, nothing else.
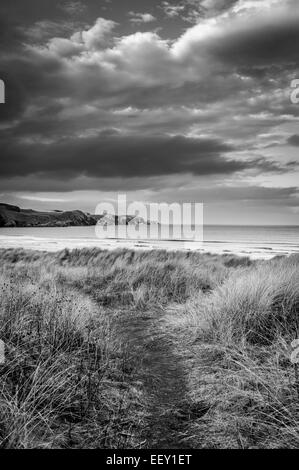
0,225,298,259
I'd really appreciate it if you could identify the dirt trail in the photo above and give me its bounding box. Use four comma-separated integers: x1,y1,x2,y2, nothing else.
70,280,203,448
118,309,198,449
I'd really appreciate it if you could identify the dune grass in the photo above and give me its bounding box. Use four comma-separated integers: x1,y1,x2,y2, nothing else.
0,252,147,448
169,254,299,448
0,248,298,448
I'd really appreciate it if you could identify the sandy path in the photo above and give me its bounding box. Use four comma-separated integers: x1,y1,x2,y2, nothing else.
118,309,199,449
71,279,203,448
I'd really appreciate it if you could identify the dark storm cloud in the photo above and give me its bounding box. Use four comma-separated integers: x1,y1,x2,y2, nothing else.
0,135,239,180
177,8,299,74
0,133,281,190
2,3,299,128
0,0,298,214
0,16,25,49
287,135,299,147
212,17,299,68
0,71,28,122
0,53,64,123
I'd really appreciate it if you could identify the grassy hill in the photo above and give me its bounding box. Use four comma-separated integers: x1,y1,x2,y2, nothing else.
0,203,97,227
0,203,151,228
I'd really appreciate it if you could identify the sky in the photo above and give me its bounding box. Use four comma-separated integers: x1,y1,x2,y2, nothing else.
0,0,299,225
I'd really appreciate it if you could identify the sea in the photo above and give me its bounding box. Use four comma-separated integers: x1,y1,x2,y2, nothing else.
0,225,298,259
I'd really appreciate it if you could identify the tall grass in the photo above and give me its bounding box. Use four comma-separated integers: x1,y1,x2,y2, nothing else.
0,248,297,448
0,258,146,448
203,257,299,345
173,255,299,448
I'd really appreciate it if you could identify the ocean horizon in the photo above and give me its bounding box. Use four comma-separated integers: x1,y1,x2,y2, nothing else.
1,224,298,259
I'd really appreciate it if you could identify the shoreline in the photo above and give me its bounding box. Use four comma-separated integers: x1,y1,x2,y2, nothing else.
1,225,298,260
0,236,295,260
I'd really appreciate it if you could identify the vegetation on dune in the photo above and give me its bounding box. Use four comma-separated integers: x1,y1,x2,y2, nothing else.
0,253,146,448
0,248,298,448
203,256,299,345
174,254,299,448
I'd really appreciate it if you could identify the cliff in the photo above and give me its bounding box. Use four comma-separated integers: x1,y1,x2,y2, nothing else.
0,203,154,227
0,203,97,227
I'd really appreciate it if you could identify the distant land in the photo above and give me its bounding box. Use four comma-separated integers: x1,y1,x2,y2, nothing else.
0,203,153,228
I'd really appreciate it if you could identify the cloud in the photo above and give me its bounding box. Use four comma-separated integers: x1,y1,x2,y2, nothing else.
128,12,156,24
161,2,185,18
2,3,298,121
161,0,239,23
173,3,299,71
0,2,298,208
0,134,239,180
75,17,117,50
59,1,87,17
1,127,287,197
35,5,299,96
199,0,239,14
148,184,299,205
24,20,79,42
0,15,26,49
287,135,299,147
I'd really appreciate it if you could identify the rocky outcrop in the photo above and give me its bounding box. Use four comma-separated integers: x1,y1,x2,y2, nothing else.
0,203,155,228
0,203,97,227
97,213,150,226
